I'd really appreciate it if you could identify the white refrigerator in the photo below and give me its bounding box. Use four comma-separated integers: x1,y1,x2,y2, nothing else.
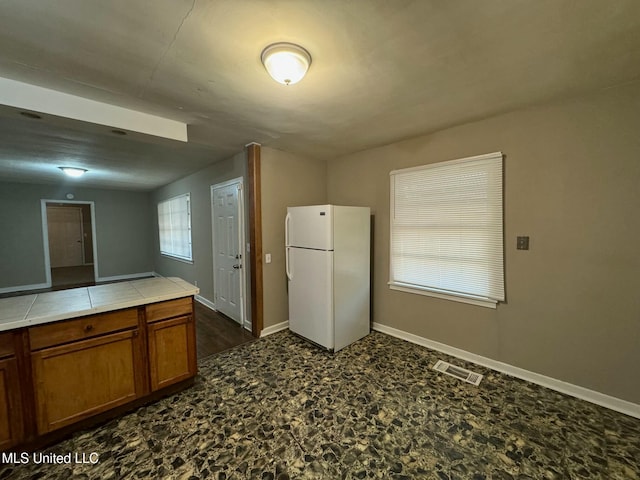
285,205,371,351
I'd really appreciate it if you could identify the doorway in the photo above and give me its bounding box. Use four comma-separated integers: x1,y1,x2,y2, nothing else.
211,178,247,329
41,200,98,289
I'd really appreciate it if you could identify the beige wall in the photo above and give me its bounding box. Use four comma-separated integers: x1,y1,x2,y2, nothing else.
261,147,327,328
327,82,640,404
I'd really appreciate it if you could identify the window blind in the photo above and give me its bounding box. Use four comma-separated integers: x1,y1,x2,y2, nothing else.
158,193,192,261
389,152,504,306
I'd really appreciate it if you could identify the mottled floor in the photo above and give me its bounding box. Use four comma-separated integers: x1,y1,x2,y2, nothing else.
2,331,639,480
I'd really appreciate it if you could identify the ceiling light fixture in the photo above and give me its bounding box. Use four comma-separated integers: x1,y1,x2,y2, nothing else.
261,42,311,85
59,167,88,178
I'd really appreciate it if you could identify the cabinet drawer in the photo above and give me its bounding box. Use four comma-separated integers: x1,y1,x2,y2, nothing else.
145,297,192,323
29,308,139,351
0,333,14,359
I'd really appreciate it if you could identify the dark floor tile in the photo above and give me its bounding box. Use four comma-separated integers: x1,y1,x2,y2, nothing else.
2,331,639,480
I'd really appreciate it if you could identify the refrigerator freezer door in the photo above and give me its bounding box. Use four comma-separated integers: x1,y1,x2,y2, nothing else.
288,247,334,349
286,205,333,250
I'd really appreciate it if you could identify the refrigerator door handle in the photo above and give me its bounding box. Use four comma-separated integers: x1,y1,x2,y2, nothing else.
285,246,292,281
285,212,291,246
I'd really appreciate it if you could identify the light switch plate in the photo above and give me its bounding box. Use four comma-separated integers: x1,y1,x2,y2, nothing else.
265,253,272,263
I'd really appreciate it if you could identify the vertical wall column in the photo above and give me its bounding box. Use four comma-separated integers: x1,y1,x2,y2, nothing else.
246,143,264,337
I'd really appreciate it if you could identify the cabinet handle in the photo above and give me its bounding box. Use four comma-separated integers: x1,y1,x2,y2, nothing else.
84,324,94,332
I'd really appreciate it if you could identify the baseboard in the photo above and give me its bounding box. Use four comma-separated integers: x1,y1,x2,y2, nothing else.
0,282,50,294
260,320,289,338
372,322,640,419
195,295,216,311
97,272,155,283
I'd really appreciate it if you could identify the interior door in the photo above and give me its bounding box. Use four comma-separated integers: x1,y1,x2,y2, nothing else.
47,206,84,267
212,181,243,324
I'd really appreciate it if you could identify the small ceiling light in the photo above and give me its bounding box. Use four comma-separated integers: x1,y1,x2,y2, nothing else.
59,167,88,178
261,42,311,85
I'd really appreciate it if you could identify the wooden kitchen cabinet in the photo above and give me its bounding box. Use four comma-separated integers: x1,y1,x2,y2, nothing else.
0,287,198,450
29,309,145,434
146,299,196,391
0,349,24,450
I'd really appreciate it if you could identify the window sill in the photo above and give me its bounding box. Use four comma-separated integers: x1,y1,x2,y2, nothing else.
388,282,498,309
160,254,194,265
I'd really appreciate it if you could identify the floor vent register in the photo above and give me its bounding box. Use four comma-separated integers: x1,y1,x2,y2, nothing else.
433,360,483,386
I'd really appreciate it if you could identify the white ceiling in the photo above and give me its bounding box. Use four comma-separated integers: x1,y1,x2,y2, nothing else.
1,0,639,191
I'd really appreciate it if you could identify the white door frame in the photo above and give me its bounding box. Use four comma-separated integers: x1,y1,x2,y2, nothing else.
211,177,248,329
41,199,99,287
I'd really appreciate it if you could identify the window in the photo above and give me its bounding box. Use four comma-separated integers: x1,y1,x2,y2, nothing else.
389,152,504,308
158,193,192,262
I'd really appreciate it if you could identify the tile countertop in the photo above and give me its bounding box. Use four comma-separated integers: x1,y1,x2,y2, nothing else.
0,277,199,332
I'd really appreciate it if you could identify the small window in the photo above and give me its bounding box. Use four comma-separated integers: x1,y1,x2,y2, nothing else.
158,193,192,262
389,152,504,308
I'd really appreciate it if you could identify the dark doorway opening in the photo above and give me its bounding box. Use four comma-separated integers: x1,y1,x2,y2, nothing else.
45,201,96,289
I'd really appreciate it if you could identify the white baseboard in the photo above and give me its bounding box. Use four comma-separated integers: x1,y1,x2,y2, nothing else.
97,271,155,283
261,320,289,338
373,322,640,419
195,295,216,311
0,282,50,294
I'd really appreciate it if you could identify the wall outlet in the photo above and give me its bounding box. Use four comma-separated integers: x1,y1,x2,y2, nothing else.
194,280,198,286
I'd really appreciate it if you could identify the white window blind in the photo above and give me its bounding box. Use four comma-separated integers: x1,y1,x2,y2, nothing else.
389,152,504,307
158,193,192,262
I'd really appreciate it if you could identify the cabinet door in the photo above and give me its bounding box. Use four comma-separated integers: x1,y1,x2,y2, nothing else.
0,357,23,449
31,329,144,434
148,315,196,391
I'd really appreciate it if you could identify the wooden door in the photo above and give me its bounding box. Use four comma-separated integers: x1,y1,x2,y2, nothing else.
47,206,84,267
212,181,244,324
147,315,196,391
31,329,143,434
0,357,23,450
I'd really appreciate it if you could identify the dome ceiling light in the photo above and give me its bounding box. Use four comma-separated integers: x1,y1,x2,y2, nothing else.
261,42,311,85
59,167,88,178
